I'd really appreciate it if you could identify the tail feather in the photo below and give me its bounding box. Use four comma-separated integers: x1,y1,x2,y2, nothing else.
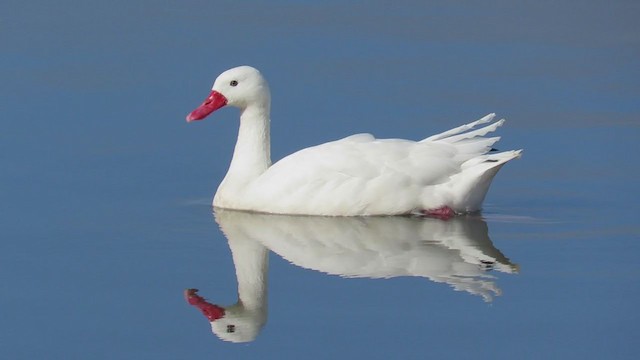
461,150,523,170
422,113,522,212
422,113,496,142
448,150,523,212
440,119,505,144
452,136,502,156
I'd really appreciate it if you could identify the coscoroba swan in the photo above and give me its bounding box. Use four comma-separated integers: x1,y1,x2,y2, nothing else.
186,66,522,216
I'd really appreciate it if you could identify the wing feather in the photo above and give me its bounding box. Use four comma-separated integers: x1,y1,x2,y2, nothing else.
238,114,519,215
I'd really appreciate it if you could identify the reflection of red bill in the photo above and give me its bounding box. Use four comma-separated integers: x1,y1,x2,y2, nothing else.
186,90,228,122
184,288,225,321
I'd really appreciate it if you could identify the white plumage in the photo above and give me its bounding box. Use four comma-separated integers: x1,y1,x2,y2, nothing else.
187,66,522,216
186,210,518,342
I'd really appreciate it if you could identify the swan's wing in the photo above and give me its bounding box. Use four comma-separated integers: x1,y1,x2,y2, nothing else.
246,134,461,214
264,135,459,183
258,114,509,190
242,114,517,215
423,113,497,141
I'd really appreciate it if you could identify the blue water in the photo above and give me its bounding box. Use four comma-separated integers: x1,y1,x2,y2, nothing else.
2,1,639,359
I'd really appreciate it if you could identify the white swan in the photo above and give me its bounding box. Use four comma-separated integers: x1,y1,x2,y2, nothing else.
186,66,522,216
185,210,518,342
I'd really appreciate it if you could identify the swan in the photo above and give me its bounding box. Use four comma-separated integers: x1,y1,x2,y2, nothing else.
185,210,518,342
186,66,522,216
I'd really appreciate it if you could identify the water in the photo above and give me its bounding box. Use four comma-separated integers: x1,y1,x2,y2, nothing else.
2,1,639,359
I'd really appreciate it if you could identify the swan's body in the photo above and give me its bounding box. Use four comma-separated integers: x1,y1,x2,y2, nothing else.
187,66,522,216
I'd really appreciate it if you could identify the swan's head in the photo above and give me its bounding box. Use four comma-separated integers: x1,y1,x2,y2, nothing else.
185,289,266,343
208,303,266,343
186,65,271,122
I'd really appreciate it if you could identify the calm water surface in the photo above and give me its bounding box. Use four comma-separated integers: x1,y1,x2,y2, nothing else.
2,1,639,359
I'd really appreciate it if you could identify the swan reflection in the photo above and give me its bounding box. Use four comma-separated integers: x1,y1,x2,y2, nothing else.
186,210,518,343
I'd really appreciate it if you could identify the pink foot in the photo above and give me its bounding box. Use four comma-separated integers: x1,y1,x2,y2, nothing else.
421,206,456,220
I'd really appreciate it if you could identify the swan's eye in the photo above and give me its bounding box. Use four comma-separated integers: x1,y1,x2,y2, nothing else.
230,80,238,87
226,324,236,333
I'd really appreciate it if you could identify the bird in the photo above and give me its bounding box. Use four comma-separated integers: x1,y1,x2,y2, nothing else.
185,210,518,343
186,65,522,217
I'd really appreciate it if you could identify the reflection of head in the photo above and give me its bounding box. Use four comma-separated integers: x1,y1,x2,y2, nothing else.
209,303,266,343
185,288,267,343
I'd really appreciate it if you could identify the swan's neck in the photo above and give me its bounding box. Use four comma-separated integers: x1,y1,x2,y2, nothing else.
226,104,271,183
227,237,269,310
